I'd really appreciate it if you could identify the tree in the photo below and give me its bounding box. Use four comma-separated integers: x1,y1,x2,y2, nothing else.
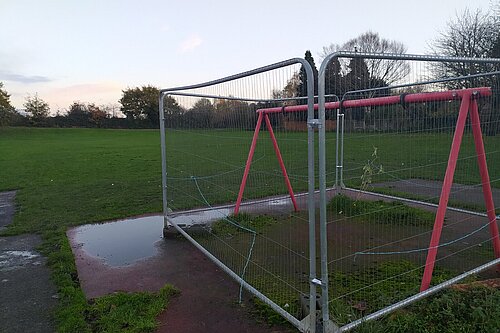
212,98,254,128
324,56,343,97
183,98,215,128
296,50,319,97
430,6,500,135
321,31,410,87
430,8,500,83
344,57,370,93
191,98,215,114
66,102,90,124
24,94,50,122
0,82,16,126
119,85,182,126
88,103,108,126
272,72,300,101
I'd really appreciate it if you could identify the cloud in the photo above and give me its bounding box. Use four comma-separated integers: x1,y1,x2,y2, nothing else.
40,82,124,110
0,70,52,83
178,35,202,53
53,82,122,96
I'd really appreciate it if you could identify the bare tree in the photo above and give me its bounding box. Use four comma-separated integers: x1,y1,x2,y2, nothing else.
430,8,499,84
320,31,410,86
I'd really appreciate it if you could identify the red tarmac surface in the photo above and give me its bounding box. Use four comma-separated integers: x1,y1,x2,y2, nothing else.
68,227,292,333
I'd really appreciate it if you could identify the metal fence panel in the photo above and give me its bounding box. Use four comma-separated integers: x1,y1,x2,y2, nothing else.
318,52,500,332
159,58,319,332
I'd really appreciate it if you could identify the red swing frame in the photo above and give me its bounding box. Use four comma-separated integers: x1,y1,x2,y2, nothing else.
235,86,500,290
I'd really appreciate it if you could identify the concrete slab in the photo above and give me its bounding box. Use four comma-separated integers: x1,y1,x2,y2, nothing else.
0,190,16,231
0,234,57,333
372,179,500,207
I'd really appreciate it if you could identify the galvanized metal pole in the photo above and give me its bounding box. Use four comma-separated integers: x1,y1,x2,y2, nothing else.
303,59,317,333
158,93,168,226
317,53,332,333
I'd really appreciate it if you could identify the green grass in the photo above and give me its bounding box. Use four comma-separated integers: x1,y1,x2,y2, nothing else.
211,213,280,235
354,286,500,333
85,285,179,333
328,194,436,227
341,132,500,190
1,127,499,332
0,127,175,332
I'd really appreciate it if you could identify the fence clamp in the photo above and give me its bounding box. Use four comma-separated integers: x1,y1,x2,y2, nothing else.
311,278,323,286
307,119,322,129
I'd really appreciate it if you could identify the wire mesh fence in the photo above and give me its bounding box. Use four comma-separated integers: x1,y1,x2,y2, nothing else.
159,59,319,332
159,52,500,333
318,53,500,331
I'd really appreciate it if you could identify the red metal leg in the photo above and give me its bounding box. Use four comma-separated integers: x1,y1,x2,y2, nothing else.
469,99,500,267
235,112,264,214
420,94,471,291
264,114,299,212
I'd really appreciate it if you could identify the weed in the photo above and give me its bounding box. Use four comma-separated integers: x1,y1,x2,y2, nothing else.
328,194,435,227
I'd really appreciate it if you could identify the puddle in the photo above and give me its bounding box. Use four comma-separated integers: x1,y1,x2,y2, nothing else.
0,250,41,272
170,208,230,228
72,209,230,267
72,215,164,267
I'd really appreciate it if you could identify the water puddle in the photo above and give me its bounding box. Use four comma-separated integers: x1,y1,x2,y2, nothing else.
72,209,231,267
169,208,230,228
72,215,164,267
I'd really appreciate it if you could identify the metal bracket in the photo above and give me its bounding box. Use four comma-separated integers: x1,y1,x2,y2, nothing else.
307,119,322,129
311,278,323,286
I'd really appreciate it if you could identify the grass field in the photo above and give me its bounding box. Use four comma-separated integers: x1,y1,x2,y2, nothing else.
1,126,500,332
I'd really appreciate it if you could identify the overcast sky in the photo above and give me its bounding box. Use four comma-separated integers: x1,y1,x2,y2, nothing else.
0,0,494,111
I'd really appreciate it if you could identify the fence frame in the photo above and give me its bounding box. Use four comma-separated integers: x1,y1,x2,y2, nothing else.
159,58,319,332
317,52,500,332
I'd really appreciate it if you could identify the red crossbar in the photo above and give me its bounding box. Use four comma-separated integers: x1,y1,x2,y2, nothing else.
256,87,492,114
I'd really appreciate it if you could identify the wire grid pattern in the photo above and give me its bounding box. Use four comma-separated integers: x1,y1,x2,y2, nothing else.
324,56,500,327
161,64,323,323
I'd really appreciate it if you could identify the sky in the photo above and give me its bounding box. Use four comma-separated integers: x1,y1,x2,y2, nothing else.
0,0,495,112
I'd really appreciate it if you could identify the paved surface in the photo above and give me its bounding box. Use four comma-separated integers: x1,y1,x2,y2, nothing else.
0,191,57,333
373,179,500,207
0,191,16,231
0,234,57,333
68,227,292,333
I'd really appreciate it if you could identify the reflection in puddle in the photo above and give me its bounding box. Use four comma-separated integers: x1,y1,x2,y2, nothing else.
73,209,232,267
73,216,163,267
169,208,230,228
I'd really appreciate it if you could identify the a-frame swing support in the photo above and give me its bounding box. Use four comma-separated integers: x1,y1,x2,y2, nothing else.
234,111,299,215
420,90,500,291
